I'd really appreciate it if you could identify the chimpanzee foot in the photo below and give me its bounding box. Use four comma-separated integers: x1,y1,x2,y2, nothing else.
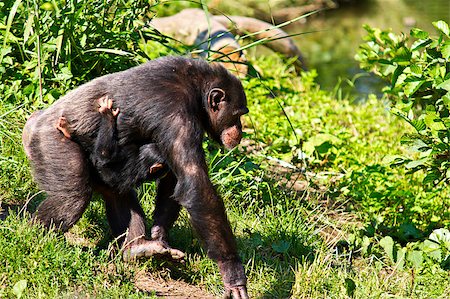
56,116,72,139
98,95,119,116
122,239,185,262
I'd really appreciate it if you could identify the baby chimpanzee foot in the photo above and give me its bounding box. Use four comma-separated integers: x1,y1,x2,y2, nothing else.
56,116,72,139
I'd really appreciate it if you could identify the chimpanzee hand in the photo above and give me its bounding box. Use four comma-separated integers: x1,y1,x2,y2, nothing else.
223,285,249,299
97,95,119,117
218,259,249,299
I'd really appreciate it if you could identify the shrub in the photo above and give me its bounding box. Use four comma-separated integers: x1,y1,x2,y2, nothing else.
356,21,450,186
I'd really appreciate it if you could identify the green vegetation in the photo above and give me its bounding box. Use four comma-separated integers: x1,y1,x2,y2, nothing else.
357,21,450,187
1,1,449,298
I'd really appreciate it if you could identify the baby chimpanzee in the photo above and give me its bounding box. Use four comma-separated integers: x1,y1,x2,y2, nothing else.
56,96,167,190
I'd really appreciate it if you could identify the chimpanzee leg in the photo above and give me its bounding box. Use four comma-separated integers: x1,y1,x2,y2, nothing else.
96,186,146,243
24,116,92,232
96,185,184,261
150,171,181,242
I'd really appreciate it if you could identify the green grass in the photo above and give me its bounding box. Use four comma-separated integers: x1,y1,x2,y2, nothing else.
0,212,153,298
1,1,450,298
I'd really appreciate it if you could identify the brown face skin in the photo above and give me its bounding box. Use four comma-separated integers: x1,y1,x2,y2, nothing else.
221,125,242,150
216,106,248,150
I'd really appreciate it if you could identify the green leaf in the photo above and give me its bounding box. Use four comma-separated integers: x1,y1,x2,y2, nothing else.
408,139,431,153
423,170,441,185
410,119,426,132
303,133,341,155
315,141,333,155
405,158,427,169
345,278,356,298
396,247,406,270
361,236,371,256
433,20,450,37
12,280,27,298
272,240,290,253
378,59,394,65
437,79,450,91
412,38,432,51
442,92,450,107
393,47,412,63
380,64,396,77
393,101,413,113
411,28,429,39
23,12,34,44
404,80,425,96
431,215,442,223
41,2,54,10
409,64,421,76
1,0,22,64
429,228,450,250
80,34,87,48
427,47,441,59
383,155,407,165
1,47,12,58
84,48,132,56
407,251,424,269
391,66,405,87
442,42,450,59
422,239,442,261
379,236,395,264
424,113,447,130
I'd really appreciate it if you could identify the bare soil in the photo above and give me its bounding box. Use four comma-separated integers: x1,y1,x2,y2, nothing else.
135,270,217,299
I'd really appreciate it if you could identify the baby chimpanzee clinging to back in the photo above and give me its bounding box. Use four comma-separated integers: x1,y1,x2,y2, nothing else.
56,96,167,190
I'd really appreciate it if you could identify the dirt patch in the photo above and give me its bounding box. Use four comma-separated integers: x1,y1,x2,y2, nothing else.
135,270,217,299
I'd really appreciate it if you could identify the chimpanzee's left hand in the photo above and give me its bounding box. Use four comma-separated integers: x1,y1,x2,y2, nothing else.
223,285,249,299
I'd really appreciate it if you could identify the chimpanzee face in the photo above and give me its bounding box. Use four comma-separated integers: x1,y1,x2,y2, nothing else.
206,78,248,149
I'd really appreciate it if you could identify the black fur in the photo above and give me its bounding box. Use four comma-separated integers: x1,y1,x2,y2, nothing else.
22,56,249,298
71,104,167,190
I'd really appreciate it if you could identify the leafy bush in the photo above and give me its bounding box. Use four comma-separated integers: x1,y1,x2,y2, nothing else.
356,21,450,186
1,0,162,107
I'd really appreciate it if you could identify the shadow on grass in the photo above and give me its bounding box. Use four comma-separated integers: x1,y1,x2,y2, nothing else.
0,203,22,221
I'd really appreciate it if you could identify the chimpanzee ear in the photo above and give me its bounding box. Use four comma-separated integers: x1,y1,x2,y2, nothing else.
208,88,226,112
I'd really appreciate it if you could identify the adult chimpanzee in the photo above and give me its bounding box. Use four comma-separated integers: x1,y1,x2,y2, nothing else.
22,56,249,298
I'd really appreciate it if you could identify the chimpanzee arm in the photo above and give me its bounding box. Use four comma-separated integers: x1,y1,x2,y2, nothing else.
123,143,167,184
163,125,247,297
92,96,167,188
95,143,167,191
91,97,121,168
